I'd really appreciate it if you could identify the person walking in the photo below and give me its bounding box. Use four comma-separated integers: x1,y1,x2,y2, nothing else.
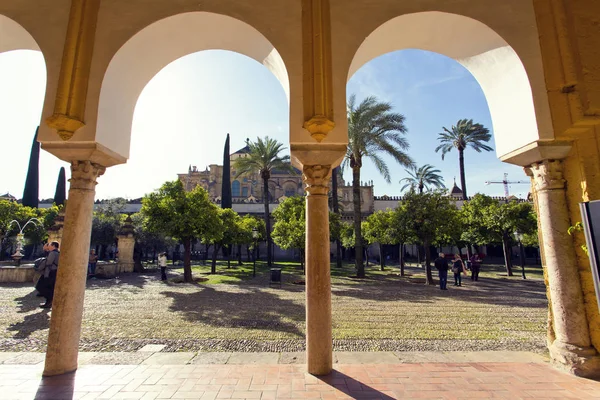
88,249,98,279
470,253,482,281
434,252,449,290
39,241,60,309
158,252,168,281
452,254,466,286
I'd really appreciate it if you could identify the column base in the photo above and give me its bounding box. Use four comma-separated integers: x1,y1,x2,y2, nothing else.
42,364,78,377
118,262,134,273
550,341,600,378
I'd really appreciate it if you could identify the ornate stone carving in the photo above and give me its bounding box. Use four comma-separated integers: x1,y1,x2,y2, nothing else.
69,161,105,191
302,0,335,143
530,160,566,192
45,0,101,141
303,165,332,195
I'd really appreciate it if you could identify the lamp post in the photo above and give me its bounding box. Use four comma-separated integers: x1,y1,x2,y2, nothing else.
252,227,259,277
513,230,527,279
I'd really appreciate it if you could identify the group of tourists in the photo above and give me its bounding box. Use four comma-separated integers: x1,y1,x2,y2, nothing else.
434,252,482,290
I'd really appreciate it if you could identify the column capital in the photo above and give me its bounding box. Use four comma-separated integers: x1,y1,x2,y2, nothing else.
69,160,105,191
303,165,332,196
530,160,565,192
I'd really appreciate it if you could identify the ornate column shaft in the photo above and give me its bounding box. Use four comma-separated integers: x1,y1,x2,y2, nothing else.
44,161,105,376
530,159,599,376
303,165,333,375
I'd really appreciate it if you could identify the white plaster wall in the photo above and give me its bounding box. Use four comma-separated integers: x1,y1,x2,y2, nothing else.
347,11,542,160
96,12,289,160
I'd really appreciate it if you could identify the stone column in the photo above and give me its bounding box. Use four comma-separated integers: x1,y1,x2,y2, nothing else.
44,161,105,376
303,164,333,375
117,215,135,273
530,159,600,376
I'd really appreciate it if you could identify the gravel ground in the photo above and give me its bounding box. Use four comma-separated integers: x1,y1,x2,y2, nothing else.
0,265,548,353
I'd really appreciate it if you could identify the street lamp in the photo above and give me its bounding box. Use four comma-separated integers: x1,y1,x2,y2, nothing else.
513,230,527,279
252,227,259,277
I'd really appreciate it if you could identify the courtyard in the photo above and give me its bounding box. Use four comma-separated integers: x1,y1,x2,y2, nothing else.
0,262,547,354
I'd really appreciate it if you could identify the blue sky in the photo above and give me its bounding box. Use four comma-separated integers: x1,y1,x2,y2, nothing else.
0,49,528,200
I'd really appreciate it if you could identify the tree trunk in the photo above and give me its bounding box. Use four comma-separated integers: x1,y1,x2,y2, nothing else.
211,243,220,274
379,243,385,271
424,240,434,285
300,248,305,274
502,233,514,276
399,243,405,276
246,245,251,262
352,166,364,277
263,177,272,267
227,245,231,268
418,183,423,194
459,148,468,200
332,167,343,268
237,244,243,265
183,237,193,283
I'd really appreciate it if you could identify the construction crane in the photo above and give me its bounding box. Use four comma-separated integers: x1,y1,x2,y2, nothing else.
484,173,529,198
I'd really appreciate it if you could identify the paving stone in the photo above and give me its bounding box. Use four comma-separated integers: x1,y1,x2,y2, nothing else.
394,351,455,363
189,352,232,364
87,352,152,365
141,352,196,365
278,352,304,364
335,351,400,364
441,351,548,363
2,352,45,365
227,352,279,364
138,345,166,353
0,352,20,364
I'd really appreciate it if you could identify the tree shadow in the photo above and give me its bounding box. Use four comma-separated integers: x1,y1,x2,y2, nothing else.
162,285,305,338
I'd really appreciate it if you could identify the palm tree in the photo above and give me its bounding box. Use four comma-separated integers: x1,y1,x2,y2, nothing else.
233,137,293,267
435,119,493,200
400,164,445,194
344,94,414,278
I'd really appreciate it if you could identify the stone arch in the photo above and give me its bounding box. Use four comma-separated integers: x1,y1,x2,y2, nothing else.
348,11,552,161
0,14,40,54
96,12,290,161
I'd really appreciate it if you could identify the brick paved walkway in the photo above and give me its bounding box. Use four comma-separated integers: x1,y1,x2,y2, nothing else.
1,358,599,399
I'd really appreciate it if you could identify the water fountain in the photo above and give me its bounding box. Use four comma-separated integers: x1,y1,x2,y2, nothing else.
7,218,43,266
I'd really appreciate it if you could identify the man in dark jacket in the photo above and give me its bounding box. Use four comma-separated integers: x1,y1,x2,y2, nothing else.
39,241,60,309
434,252,449,290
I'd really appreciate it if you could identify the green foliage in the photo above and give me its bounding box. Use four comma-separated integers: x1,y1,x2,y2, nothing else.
53,167,66,206
344,94,414,277
233,136,293,267
91,198,126,253
460,194,497,245
340,222,356,249
435,119,493,157
0,199,53,257
141,180,222,244
398,190,456,283
400,164,445,193
435,118,492,198
400,190,456,247
568,221,588,255
217,208,242,249
363,210,395,246
221,133,232,209
141,180,222,281
130,212,176,255
390,203,415,245
272,196,305,251
22,127,40,208
482,201,537,244
238,214,265,248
